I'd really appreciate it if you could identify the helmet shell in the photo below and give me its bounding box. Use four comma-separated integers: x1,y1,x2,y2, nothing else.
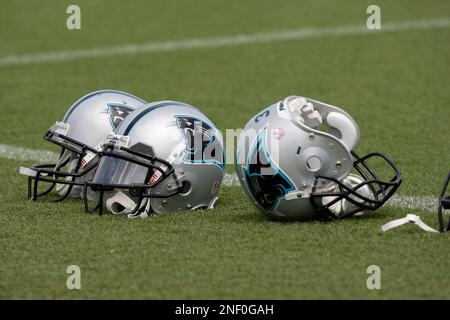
54,90,146,198
114,101,225,213
236,96,359,220
62,90,147,148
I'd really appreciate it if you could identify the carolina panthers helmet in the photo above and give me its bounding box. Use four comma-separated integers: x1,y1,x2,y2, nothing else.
438,172,450,232
83,100,225,217
235,96,402,220
19,90,146,201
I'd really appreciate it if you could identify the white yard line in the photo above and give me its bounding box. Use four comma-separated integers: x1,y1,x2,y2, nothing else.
2,143,438,213
1,17,449,67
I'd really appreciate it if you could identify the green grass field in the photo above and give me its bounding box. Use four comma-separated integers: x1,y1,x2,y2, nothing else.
0,0,449,299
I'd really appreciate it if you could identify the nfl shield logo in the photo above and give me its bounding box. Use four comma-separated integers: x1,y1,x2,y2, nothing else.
273,128,285,140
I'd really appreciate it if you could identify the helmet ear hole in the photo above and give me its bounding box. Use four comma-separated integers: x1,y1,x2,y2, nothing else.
111,202,126,214
179,181,192,195
306,156,322,172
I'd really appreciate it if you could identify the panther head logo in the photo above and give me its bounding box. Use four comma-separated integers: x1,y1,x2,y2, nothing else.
244,128,295,211
174,115,224,168
107,103,135,129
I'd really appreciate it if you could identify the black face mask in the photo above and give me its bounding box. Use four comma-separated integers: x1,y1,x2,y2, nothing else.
82,142,182,216
310,151,402,219
19,125,100,202
438,172,450,232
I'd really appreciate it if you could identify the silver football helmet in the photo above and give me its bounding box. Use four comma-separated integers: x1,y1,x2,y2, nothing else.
83,100,225,217
236,96,402,220
19,90,146,201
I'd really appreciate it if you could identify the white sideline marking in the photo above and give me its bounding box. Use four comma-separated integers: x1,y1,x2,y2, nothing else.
1,144,438,213
385,195,437,212
0,144,58,163
1,17,449,67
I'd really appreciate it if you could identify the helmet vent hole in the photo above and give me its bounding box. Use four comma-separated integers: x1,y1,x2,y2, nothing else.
111,202,126,214
306,156,322,172
179,181,192,196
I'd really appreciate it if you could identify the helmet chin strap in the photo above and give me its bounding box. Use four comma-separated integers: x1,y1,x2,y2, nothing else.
106,191,141,215
381,214,439,233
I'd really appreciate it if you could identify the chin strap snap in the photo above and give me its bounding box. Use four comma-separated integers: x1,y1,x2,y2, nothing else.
381,214,439,233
